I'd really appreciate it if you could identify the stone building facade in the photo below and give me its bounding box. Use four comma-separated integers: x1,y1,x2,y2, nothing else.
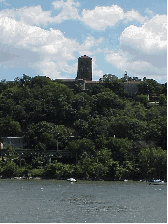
124,81,140,96
59,55,141,95
77,55,92,80
58,55,95,90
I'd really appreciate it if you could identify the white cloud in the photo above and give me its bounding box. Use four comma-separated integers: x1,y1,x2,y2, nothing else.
0,1,166,82
0,6,52,26
0,15,103,79
35,58,78,79
51,0,80,23
105,49,129,69
0,15,79,54
124,9,146,23
0,16,54,48
93,68,104,79
105,14,167,81
81,5,124,30
0,16,76,75
78,36,103,56
0,0,80,26
0,2,147,30
105,49,166,81
81,5,146,30
0,9,15,19
91,56,104,79
120,14,167,54
16,6,51,26
52,0,80,10
145,8,156,18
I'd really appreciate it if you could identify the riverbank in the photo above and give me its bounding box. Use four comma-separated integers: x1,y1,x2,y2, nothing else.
1,175,166,184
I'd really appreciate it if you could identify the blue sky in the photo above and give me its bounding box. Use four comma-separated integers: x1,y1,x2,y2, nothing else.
0,0,167,83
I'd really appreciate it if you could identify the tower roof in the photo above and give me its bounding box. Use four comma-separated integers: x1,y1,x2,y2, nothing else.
80,55,91,58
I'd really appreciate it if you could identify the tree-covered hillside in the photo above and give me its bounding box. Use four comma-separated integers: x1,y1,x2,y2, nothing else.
0,74,167,180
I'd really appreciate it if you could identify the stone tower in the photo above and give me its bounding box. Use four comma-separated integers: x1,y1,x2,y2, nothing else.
77,55,92,81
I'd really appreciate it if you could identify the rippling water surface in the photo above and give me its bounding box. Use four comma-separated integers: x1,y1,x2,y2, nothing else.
0,179,166,223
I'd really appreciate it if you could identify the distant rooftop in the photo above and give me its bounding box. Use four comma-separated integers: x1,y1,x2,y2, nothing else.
85,80,99,83
58,79,100,83
124,81,141,83
80,55,91,58
58,79,75,82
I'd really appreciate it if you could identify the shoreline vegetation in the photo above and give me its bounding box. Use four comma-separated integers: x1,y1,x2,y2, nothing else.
0,75,167,181
0,177,162,182
0,152,166,181
0,175,167,183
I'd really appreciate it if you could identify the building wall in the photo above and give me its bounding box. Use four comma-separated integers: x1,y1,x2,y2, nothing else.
1,137,25,149
60,79,141,96
77,55,92,81
124,81,140,96
58,79,76,89
60,79,101,91
59,56,141,95
85,81,100,89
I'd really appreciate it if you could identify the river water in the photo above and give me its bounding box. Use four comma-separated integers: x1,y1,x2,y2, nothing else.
0,179,166,223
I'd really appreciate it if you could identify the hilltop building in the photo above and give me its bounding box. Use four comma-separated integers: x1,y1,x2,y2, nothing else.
77,55,92,80
123,73,141,96
124,81,140,95
58,55,140,96
58,55,100,90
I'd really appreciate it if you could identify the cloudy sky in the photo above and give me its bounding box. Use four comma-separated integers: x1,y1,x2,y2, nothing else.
0,0,167,83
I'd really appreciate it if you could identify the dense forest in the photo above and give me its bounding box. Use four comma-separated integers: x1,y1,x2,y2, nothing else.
0,74,167,180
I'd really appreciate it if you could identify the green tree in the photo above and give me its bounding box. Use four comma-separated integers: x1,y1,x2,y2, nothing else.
0,162,18,178
87,115,110,140
161,82,167,96
158,94,167,105
43,161,75,179
0,116,22,137
109,116,147,140
138,78,162,98
67,138,95,157
138,147,167,179
106,137,133,163
122,101,146,121
24,121,72,150
145,117,167,150
71,92,91,120
73,119,89,138
136,94,149,106
90,84,107,95
91,90,125,116
102,74,124,95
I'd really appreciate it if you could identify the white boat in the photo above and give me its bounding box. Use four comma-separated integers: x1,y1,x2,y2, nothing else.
149,179,166,185
153,179,161,183
67,178,77,182
153,180,166,185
